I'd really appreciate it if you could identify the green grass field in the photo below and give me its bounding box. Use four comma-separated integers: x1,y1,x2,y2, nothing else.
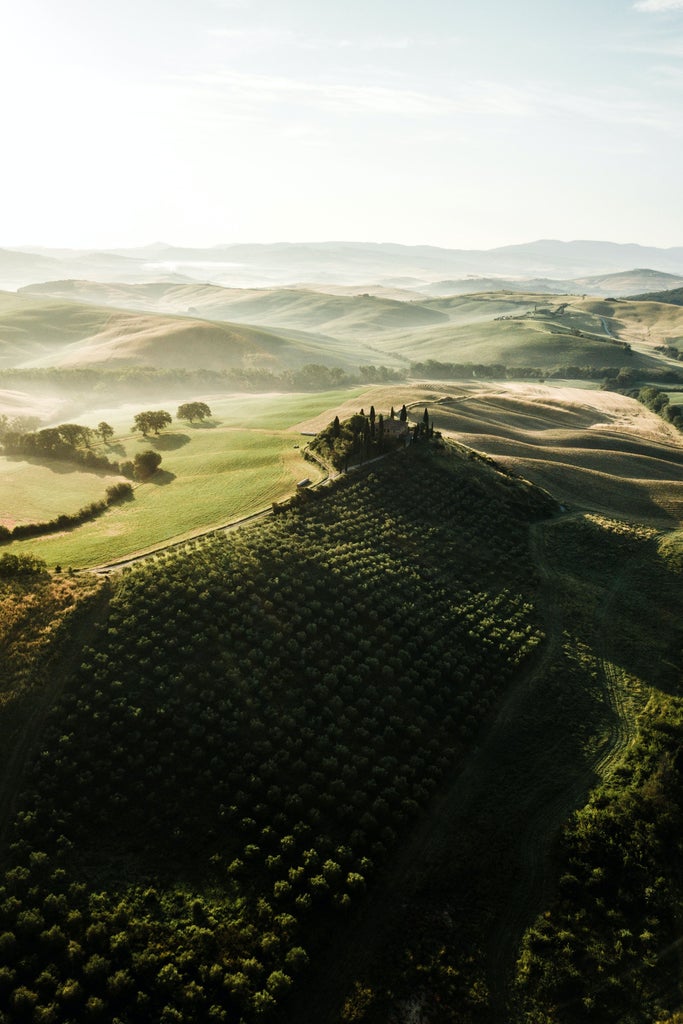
1,390,361,567
0,459,123,528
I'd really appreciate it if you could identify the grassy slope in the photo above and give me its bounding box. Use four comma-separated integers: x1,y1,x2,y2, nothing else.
1,441,680,1024
20,281,449,338
0,460,124,528
0,441,553,1024
0,377,681,1024
0,570,106,854
511,525,683,1024
8,287,683,380
0,391,360,567
627,285,683,305
0,290,361,371
578,297,683,349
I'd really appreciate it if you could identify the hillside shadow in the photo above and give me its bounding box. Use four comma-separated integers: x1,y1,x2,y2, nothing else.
5,455,118,478
150,469,176,486
139,433,191,451
5,455,81,475
185,420,217,430
107,442,126,457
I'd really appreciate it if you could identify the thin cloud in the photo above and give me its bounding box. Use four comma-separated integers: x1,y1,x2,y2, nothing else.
174,69,534,119
535,85,680,133
209,27,457,54
613,36,683,55
634,0,683,11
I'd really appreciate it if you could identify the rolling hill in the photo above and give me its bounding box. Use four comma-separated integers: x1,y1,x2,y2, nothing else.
0,290,365,371
20,281,449,340
7,285,683,386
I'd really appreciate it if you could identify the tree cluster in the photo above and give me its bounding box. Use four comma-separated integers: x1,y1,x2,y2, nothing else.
132,411,172,436
634,385,683,430
177,402,212,423
1,424,121,473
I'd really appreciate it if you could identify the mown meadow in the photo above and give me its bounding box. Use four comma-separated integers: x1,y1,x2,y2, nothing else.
0,391,364,568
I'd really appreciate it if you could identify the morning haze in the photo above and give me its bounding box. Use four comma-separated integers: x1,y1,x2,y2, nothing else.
0,2,682,1023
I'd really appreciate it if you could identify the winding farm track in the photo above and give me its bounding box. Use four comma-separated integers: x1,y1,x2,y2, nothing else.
287,508,645,1024
485,516,641,1014
287,513,575,1024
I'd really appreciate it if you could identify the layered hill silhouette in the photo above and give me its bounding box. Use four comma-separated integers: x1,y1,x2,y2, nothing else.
5,239,683,292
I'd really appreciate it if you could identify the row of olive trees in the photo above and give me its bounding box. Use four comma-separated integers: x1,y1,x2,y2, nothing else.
0,446,550,1022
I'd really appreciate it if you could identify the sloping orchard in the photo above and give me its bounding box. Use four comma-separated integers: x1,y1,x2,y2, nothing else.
0,441,555,1023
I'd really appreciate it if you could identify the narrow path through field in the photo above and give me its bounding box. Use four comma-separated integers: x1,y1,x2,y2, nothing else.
287,514,571,1024
0,585,112,863
485,516,640,1013
286,510,645,1023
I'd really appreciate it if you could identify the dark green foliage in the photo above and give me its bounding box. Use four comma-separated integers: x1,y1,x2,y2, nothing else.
0,553,49,579
97,421,114,443
309,409,406,470
133,451,162,479
634,385,683,430
8,502,108,541
0,446,552,1022
177,402,212,423
654,342,683,361
105,483,134,504
411,359,683,386
1,423,121,473
515,699,683,1023
132,410,172,436
627,286,683,306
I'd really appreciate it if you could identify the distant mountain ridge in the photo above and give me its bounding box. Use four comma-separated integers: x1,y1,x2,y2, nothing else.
3,239,683,291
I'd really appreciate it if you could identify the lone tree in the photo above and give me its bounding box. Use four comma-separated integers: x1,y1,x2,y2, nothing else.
133,450,162,480
97,421,114,443
132,410,172,436
399,404,407,423
177,401,212,423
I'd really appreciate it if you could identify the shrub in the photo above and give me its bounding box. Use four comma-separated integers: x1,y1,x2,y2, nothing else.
105,482,134,504
133,451,162,480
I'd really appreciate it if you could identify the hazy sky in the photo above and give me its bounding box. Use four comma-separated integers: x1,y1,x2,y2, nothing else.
2,0,682,249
